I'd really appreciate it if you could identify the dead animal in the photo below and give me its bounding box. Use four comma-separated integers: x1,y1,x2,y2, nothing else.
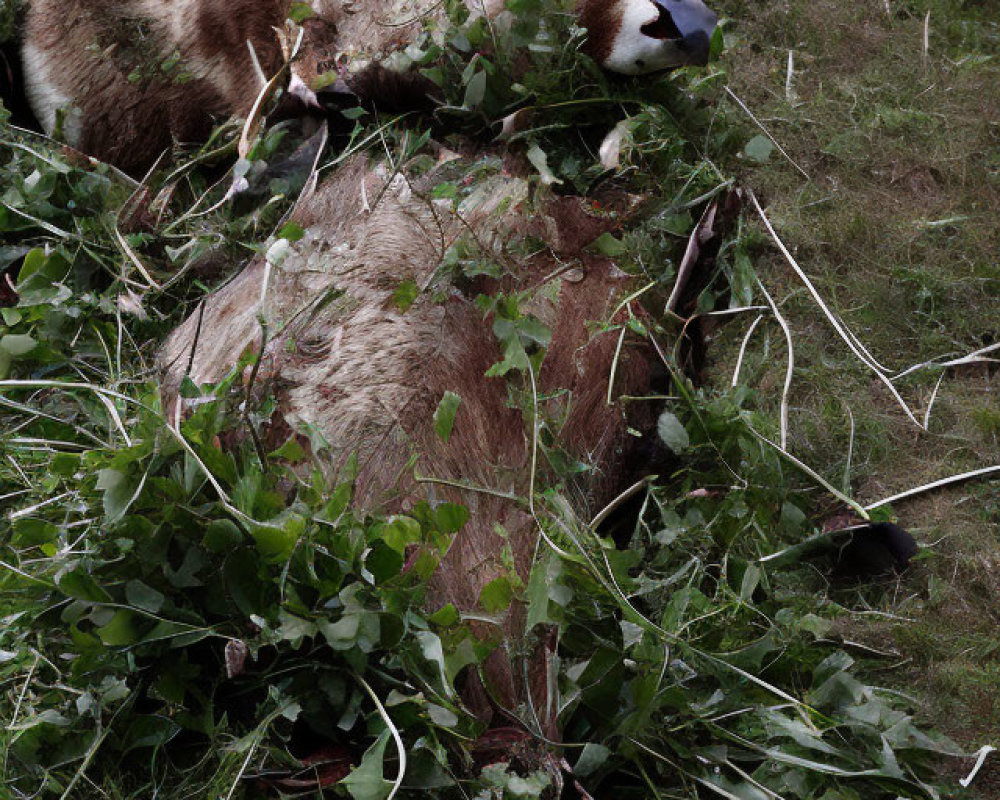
21,0,716,172
159,152,663,736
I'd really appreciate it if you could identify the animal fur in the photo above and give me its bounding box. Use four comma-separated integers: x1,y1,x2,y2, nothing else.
23,0,289,173
22,0,716,172
159,154,657,729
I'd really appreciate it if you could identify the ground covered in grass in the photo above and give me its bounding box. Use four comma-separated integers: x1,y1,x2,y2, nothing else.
718,0,1000,785
0,0,998,798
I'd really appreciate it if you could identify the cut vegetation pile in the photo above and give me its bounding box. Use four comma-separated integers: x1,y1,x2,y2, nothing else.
0,0,998,798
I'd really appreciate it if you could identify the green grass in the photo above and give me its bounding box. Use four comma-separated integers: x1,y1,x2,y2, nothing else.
715,0,1000,782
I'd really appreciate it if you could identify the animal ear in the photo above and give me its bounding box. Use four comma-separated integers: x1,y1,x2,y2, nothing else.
640,3,683,40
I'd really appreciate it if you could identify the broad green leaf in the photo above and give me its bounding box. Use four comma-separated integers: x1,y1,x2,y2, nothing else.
125,580,165,614
95,468,136,522
98,610,140,646
433,503,468,533
463,69,487,108
744,134,774,163
0,333,37,356
269,436,307,462
478,576,514,613
248,512,305,561
366,540,404,582
413,630,453,697
278,610,318,645
340,730,394,800
657,411,690,453
277,221,305,241
376,515,422,553
58,569,112,602
202,519,244,552
433,391,462,443
589,232,628,257
574,743,611,777
122,715,181,753
428,603,459,627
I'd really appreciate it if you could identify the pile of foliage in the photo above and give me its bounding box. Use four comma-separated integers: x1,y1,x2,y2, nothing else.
0,1,965,797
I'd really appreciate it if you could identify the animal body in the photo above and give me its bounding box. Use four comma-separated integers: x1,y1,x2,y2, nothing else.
21,0,716,172
159,154,660,731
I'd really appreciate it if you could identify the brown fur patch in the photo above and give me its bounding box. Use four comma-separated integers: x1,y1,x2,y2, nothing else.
159,155,657,727
24,0,287,173
576,0,623,64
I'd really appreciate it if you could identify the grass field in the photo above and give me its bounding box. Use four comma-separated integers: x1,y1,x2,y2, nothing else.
720,1,1000,787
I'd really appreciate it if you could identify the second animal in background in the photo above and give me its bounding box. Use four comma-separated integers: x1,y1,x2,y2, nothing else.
21,0,717,173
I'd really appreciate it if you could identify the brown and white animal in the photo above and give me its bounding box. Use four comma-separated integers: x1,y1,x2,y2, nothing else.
158,153,663,732
21,0,717,172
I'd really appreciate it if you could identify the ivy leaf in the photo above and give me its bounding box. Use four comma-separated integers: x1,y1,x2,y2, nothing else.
589,232,628,257
463,69,487,108
0,333,37,357
95,468,136,522
657,411,690,454
744,135,774,163
340,730,394,800
433,391,462,443
479,576,514,613
125,580,165,614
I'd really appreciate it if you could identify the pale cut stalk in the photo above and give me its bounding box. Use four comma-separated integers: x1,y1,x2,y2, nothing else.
893,341,1000,380
0,558,53,585
843,402,855,494
115,227,161,291
705,305,768,318
961,746,997,788
745,423,869,520
237,27,305,159
606,321,628,406
731,314,764,387
723,87,810,180
840,318,891,373
2,201,73,238
245,39,268,88
749,191,922,428
589,476,654,529
923,370,946,429
8,491,74,520
666,201,717,313
608,280,656,325
923,11,931,65
758,280,794,450
864,464,1000,511
356,674,407,800
785,51,795,103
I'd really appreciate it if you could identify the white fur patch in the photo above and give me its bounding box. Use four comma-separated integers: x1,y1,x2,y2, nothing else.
602,0,685,75
21,41,82,144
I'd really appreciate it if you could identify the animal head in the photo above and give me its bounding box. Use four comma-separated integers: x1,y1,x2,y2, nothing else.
580,0,718,75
